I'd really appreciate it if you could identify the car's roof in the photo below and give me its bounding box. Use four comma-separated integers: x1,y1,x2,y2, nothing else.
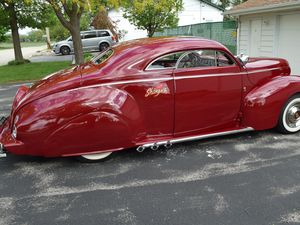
115,36,225,50
108,37,230,70
81,29,110,33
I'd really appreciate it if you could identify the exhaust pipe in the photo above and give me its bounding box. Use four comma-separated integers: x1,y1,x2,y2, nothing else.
151,143,159,151
164,141,172,149
0,143,7,158
136,146,146,153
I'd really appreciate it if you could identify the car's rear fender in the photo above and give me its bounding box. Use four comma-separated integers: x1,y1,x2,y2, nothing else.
243,76,300,130
15,86,145,157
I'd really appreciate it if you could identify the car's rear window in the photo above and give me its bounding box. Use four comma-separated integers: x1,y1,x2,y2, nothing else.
92,49,114,65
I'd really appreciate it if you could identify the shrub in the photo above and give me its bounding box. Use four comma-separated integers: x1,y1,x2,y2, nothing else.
8,59,31,66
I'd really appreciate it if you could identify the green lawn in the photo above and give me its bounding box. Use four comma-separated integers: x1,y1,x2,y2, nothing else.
0,61,71,83
0,42,46,50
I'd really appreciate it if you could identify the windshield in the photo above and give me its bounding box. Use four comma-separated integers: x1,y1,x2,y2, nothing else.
92,49,114,65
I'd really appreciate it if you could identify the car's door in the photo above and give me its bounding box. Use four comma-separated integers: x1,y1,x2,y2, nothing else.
174,49,243,135
124,52,183,139
82,31,98,50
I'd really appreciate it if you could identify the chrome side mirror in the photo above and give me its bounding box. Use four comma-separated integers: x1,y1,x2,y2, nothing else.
237,53,249,65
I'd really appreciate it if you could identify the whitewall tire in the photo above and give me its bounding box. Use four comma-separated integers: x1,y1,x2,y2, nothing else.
277,95,300,134
77,152,112,163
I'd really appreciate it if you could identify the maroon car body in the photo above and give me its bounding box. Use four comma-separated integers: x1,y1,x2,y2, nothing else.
1,37,300,161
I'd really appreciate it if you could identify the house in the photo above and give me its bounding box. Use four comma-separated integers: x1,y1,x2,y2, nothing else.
109,0,224,41
225,0,300,74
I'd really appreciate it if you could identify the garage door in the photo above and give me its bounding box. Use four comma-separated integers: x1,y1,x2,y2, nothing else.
278,14,300,75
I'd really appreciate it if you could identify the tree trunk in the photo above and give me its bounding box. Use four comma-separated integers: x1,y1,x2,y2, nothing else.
8,3,24,62
70,17,84,65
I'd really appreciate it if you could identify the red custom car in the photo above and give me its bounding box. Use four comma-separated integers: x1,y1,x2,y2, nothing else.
1,37,300,162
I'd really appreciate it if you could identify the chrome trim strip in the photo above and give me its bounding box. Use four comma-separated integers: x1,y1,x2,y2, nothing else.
70,68,281,91
142,127,254,147
72,77,173,91
175,72,247,80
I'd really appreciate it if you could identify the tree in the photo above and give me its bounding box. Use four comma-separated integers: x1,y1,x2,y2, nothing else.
92,8,119,41
46,0,122,64
27,30,45,42
0,0,54,63
0,26,8,42
216,0,247,9
123,0,183,37
49,13,92,42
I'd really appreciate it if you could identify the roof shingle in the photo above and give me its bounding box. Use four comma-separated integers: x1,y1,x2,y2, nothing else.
230,0,299,11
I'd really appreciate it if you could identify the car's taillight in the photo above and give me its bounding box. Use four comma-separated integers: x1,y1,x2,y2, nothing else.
112,36,116,41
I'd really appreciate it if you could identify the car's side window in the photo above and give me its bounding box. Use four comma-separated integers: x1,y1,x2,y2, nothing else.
98,31,110,37
216,51,236,67
84,32,97,39
146,52,184,70
177,50,216,68
177,50,236,69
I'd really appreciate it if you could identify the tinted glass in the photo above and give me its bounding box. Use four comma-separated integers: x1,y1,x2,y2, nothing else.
98,31,110,37
84,32,97,39
147,52,184,70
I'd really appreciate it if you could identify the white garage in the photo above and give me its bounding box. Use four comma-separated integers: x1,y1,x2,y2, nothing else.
225,0,300,74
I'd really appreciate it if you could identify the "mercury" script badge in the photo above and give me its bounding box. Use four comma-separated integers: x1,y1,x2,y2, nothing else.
145,84,169,97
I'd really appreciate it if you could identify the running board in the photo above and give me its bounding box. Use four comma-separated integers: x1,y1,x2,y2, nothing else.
140,127,254,149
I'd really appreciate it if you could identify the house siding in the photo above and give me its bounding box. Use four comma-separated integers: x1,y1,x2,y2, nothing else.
238,13,276,57
237,10,300,74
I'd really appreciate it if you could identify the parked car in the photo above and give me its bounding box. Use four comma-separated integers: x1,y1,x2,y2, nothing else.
1,37,300,162
52,29,117,55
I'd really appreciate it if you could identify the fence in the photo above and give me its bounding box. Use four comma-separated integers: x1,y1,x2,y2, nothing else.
153,21,237,54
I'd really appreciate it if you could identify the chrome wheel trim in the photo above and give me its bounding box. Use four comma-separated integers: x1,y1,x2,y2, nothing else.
81,152,112,161
283,98,300,132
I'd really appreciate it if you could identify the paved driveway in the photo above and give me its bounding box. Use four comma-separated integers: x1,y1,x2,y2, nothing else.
1,83,300,225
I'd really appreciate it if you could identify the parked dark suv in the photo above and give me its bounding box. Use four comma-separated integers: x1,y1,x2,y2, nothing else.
53,29,117,55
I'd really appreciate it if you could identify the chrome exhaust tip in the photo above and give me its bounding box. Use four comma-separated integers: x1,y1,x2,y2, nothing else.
151,143,159,151
136,146,146,153
164,141,172,149
0,143,6,158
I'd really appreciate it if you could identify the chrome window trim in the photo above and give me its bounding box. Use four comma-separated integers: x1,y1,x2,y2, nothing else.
145,51,186,71
91,48,114,65
175,49,236,70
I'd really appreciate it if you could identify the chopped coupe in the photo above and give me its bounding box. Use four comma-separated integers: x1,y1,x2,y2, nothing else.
1,37,300,162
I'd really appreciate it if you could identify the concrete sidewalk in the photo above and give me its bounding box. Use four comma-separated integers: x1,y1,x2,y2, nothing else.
0,45,47,65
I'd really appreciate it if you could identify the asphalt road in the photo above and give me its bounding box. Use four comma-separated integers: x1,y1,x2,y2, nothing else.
1,83,300,225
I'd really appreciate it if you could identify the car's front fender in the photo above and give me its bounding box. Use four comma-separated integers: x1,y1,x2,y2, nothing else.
243,76,300,130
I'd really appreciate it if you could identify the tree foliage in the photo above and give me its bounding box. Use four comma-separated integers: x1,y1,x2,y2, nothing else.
91,8,119,41
123,0,183,37
216,0,247,9
0,26,8,42
49,13,92,41
46,0,123,64
0,0,53,63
